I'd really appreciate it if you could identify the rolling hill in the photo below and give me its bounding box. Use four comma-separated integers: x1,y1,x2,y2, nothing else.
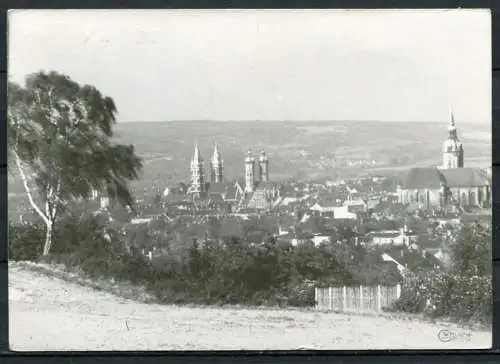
112,120,491,186
8,120,491,196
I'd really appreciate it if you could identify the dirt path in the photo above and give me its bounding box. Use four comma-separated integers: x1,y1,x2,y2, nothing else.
9,262,491,351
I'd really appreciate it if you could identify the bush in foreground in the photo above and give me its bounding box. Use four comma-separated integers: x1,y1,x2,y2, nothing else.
10,216,383,308
388,224,492,326
10,217,491,324
9,222,44,261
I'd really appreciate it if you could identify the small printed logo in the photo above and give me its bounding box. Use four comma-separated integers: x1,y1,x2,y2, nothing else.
437,329,473,343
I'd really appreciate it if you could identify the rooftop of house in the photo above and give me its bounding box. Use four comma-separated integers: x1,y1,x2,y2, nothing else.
460,212,492,224
344,199,367,206
294,232,316,240
366,199,381,209
368,231,401,239
162,194,188,203
381,246,443,271
137,205,166,216
315,193,340,206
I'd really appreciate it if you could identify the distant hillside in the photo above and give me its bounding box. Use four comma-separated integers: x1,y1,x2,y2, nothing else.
8,120,491,196
112,120,491,186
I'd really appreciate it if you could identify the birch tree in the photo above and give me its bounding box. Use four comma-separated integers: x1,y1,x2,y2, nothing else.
8,71,143,256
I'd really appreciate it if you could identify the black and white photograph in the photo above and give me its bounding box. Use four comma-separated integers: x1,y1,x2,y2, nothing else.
7,9,492,350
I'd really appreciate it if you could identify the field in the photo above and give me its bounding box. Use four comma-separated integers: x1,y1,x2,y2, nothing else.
9,262,491,351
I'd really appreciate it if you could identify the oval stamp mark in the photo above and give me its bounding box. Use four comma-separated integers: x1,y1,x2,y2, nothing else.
438,329,473,343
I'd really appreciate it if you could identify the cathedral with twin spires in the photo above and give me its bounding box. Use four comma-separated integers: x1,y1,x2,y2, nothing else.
187,143,279,210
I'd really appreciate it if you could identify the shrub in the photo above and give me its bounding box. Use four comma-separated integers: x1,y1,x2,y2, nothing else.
388,224,492,326
17,212,490,315
389,270,492,325
286,282,315,307
113,254,153,284
427,273,492,326
9,222,44,261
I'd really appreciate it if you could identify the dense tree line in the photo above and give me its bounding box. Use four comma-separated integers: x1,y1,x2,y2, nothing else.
10,216,492,324
9,211,402,307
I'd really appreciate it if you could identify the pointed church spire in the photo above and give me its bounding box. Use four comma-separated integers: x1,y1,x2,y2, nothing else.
212,142,221,164
245,149,254,162
258,149,269,183
190,142,205,197
210,142,223,183
193,143,203,163
259,149,268,161
245,149,256,192
442,106,464,169
449,107,456,130
448,107,458,140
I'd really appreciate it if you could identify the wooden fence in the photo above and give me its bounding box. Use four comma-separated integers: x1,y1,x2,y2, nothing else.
315,284,401,313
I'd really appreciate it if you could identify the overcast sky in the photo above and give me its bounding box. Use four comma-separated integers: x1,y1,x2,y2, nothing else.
8,9,491,124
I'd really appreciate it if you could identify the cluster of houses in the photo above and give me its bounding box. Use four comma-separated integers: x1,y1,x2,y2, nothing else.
9,167,489,281
84,169,490,278
9,116,490,281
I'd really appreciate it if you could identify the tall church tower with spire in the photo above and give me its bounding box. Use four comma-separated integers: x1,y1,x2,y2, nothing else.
258,150,269,183
210,143,224,183
189,144,205,198
244,150,256,193
442,110,464,169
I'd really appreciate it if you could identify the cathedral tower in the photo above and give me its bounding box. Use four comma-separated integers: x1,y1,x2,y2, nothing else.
210,143,224,183
189,143,205,197
258,150,269,183
442,110,464,169
244,150,256,193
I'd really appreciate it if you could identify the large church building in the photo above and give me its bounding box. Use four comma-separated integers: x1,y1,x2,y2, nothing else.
186,144,280,210
397,112,491,209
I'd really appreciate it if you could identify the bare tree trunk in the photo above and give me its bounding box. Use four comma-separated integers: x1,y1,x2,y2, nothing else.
14,152,59,256
41,185,61,256
14,152,49,226
42,221,53,256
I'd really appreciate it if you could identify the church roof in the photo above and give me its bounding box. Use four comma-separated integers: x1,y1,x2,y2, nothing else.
402,167,446,190
246,189,272,209
204,180,242,201
254,181,278,190
225,184,238,200
207,182,233,195
440,168,490,188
